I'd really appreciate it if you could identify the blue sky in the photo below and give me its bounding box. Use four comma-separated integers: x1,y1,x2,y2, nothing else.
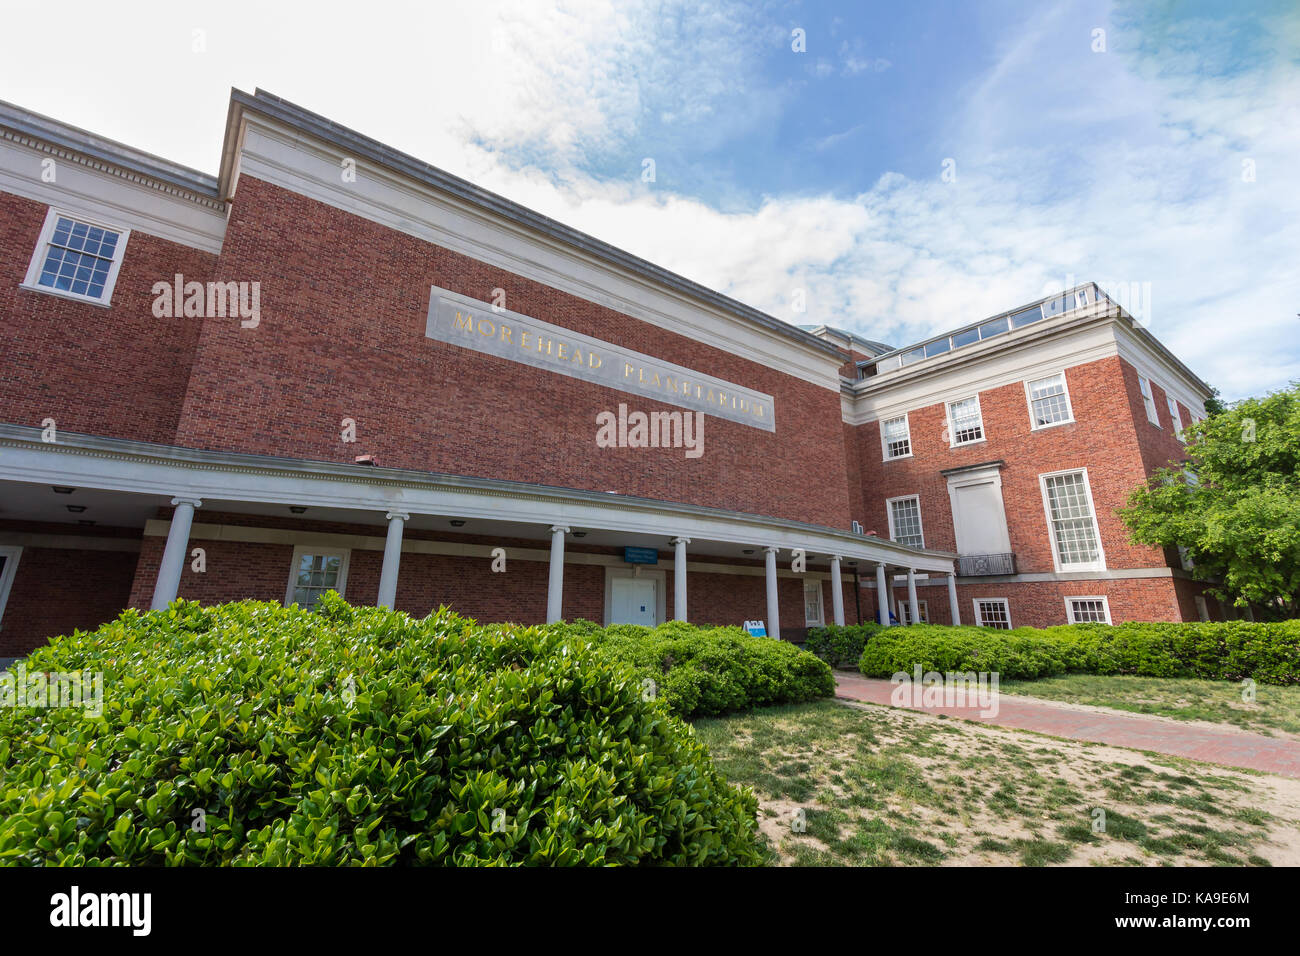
1,0,1296,399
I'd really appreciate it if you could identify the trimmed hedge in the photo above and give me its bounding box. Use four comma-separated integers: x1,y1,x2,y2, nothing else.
858,620,1300,685
805,623,884,668
0,595,762,866
548,619,836,718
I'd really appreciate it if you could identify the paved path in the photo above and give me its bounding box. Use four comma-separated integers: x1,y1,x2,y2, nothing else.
834,673,1300,779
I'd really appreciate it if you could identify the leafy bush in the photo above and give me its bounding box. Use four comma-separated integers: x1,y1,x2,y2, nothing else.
858,620,1300,684
550,619,836,718
805,623,883,668
0,596,762,866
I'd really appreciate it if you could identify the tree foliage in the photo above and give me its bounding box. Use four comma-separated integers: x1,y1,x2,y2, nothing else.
1120,382,1300,617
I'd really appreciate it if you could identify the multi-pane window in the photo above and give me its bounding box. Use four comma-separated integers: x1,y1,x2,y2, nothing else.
1026,372,1072,428
974,598,1011,629
881,415,912,460
24,211,128,304
898,599,929,624
1066,597,1111,624
1042,470,1104,570
287,548,349,609
1167,396,1184,441
803,580,824,626
947,396,984,445
888,496,925,548
1138,376,1160,426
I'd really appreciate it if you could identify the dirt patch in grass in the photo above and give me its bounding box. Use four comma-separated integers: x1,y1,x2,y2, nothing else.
692,699,1300,867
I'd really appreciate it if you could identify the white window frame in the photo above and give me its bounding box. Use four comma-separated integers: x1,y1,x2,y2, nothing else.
1064,596,1112,624
973,597,1012,629
886,494,926,549
21,207,130,307
1024,370,1075,430
0,545,23,630
1039,467,1107,573
879,413,913,461
897,598,928,625
946,394,986,447
803,579,825,627
285,545,351,607
1137,375,1160,427
1167,395,1184,442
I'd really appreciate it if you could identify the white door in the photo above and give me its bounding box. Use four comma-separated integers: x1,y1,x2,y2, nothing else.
950,478,1012,554
610,577,658,626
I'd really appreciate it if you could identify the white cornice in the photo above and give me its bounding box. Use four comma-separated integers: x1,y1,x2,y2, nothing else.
0,131,227,255
843,311,1211,425
231,114,842,390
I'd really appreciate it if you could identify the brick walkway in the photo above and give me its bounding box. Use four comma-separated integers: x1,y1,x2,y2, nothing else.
834,673,1300,779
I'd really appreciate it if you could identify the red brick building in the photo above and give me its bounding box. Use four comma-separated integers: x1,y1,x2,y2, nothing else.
0,90,1219,660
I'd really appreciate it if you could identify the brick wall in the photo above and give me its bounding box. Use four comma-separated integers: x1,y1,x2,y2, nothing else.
855,355,1170,573
169,176,852,528
0,191,213,443
0,546,137,655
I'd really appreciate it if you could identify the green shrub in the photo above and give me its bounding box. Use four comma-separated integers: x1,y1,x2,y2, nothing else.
0,595,762,866
858,620,1300,684
547,620,836,718
805,623,884,668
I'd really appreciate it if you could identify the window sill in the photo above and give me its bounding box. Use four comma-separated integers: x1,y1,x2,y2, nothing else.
882,452,914,462
949,437,987,449
19,282,114,309
1031,419,1075,432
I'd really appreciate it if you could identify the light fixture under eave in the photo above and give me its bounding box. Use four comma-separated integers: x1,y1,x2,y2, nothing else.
52,486,76,494
66,505,86,513
572,531,587,538
289,506,307,514
742,549,754,555
449,519,466,527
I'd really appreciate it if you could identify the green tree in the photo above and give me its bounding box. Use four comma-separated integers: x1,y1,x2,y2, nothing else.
1120,382,1300,618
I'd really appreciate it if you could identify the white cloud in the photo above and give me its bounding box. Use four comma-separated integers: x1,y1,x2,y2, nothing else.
0,0,1294,399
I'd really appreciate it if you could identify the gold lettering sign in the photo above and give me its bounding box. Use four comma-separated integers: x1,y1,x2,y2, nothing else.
427,287,775,431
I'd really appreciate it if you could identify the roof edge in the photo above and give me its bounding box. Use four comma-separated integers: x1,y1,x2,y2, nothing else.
228,88,844,361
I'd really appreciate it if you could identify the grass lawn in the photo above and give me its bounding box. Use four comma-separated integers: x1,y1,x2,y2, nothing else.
693,699,1300,866
999,675,1300,738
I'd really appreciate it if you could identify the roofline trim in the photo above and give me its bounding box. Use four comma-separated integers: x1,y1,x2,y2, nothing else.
223,88,845,361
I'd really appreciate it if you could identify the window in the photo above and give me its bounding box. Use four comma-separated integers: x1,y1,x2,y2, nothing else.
1167,396,1184,441
286,546,350,609
1066,596,1111,624
1194,595,1210,622
1041,469,1105,571
898,599,928,624
974,598,1011,629
1138,375,1160,426
803,580,824,626
1026,372,1073,428
0,545,22,630
887,495,925,548
947,396,985,445
22,208,129,305
881,414,912,460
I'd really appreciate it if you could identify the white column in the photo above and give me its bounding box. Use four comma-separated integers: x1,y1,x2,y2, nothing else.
376,511,409,609
907,568,920,625
672,536,690,621
151,497,201,610
829,555,845,626
947,573,961,626
875,563,890,626
764,546,781,640
546,526,569,623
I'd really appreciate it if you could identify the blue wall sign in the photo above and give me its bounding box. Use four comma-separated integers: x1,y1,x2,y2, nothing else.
623,547,659,565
